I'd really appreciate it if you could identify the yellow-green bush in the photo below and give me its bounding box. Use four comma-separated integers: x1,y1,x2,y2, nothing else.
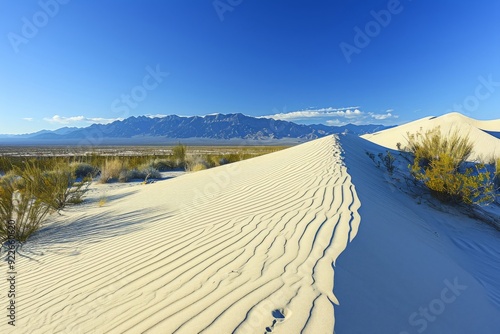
405,127,473,169
0,171,51,243
172,143,187,168
188,163,208,172
99,159,126,183
495,158,500,189
15,161,89,211
407,128,495,205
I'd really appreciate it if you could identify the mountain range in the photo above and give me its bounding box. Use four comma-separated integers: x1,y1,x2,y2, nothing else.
0,114,392,144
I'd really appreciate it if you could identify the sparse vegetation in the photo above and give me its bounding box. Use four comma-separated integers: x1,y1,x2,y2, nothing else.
98,195,107,207
404,127,473,169
72,162,99,179
0,169,51,243
99,159,126,183
365,150,395,174
405,127,496,205
188,163,208,172
495,159,500,190
172,143,187,168
15,162,90,211
0,145,287,243
379,151,396,175
150,159,176,171
185,155,210,172
118,165,161,182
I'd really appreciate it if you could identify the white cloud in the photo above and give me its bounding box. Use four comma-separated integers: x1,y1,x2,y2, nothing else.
44,115,122,125
87,117,123,123
261,106,399,125
146,114,169,118
370,112,399,120
263,106,362,121
22,117,34,121
326,119,342,125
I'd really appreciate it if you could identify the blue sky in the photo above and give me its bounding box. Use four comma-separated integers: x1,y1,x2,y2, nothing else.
0,0,499,134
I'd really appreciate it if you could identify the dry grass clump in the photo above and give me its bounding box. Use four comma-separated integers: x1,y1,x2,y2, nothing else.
14,162,90,211
99,159,126,183
118,165,161,182
98,195,107,207
71,162,99,179
0,160,92,243
406,127,496,205
189,163,208,172
99,158,162,183
150,159,176,171
0,169,51,243
495,158,500,189
185,155,210,172
404,126,473,168
172,143,187,168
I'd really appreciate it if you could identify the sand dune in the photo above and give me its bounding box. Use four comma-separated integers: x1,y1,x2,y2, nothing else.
335,134,500,333
0,135,360,333
3,114,499,333
361,112,500,160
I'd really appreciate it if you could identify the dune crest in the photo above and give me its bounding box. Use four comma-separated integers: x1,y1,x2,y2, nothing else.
361,112,500,160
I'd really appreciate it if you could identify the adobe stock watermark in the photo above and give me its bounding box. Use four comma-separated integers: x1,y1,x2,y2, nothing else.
177,110,288,217
110,64,169,116
7,0,70,54
67,270,134,334
178,161,242,217
238,234,337,334
448,74,500,114
399,277,467,334
213,0,243,22
36,267,135,333
339,0,404,64
77,64,169,147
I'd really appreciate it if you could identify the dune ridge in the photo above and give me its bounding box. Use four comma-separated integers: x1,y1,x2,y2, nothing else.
361,112,500,160
0,135,360,333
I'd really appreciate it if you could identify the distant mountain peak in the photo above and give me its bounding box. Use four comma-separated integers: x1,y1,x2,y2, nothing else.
0,114,391,142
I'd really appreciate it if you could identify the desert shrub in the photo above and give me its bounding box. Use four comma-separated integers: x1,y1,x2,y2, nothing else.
185,155,209,172
365,150,395,174
150,159,176,171
365,151,379,167
408,128,495,205
405,127,473,169
99,159,126,183
189,163,208,172
495,159,500,189
218,157,230,165
72,162,98,179
378,151,396,174
140,166,161,179
225,153,242,163
413,156,495,205
118,166,161,182
118,169,134,183
0,156,13,174
98,196,107,207
15,162,89,211
0,171,51,243
172,143,187,167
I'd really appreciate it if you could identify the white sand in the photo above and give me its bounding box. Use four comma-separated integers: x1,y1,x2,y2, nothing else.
1,112,499,333
0,135,361,333
362,112,500,160
334,134,500,333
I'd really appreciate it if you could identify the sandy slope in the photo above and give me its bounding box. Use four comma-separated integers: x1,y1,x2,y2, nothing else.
0,135,360,334
361,112,500,160
335,134,500,333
